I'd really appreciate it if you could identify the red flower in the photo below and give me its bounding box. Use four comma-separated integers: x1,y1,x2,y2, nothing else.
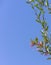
37,41,43,48
31,40,35,47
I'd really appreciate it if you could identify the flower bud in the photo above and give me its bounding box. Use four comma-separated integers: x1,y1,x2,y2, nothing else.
37,41,43,47
31,40,35,47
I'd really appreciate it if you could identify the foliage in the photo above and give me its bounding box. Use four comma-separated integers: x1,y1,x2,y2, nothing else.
26,0,51,60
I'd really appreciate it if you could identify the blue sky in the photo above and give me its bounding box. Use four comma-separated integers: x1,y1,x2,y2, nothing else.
0,0,51,65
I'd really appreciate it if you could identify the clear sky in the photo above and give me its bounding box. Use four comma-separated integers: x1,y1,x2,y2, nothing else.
0,0,51,65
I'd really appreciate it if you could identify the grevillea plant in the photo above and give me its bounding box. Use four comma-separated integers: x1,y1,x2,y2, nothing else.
26,0,51,60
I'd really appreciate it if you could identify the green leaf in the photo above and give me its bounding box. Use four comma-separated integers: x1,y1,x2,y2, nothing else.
32,0,34,2
45,26,48,31
36,0,40,2
47,57,51,60
41,22,45,28
39,7,43,11
49,12,51,14
48,8,51,14
32,5,34,9
37,11,41,19
49,47,51,51
49,52,51,55
37,0,44,6
35,37,38,43
34,4,38,7
41,30,44,34
45,0,49,7
38,49,43,52
36,19,41,23
41,21,47,28
48,8,51,10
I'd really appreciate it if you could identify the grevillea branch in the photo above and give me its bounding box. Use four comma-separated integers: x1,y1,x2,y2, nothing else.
26,0,51,60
